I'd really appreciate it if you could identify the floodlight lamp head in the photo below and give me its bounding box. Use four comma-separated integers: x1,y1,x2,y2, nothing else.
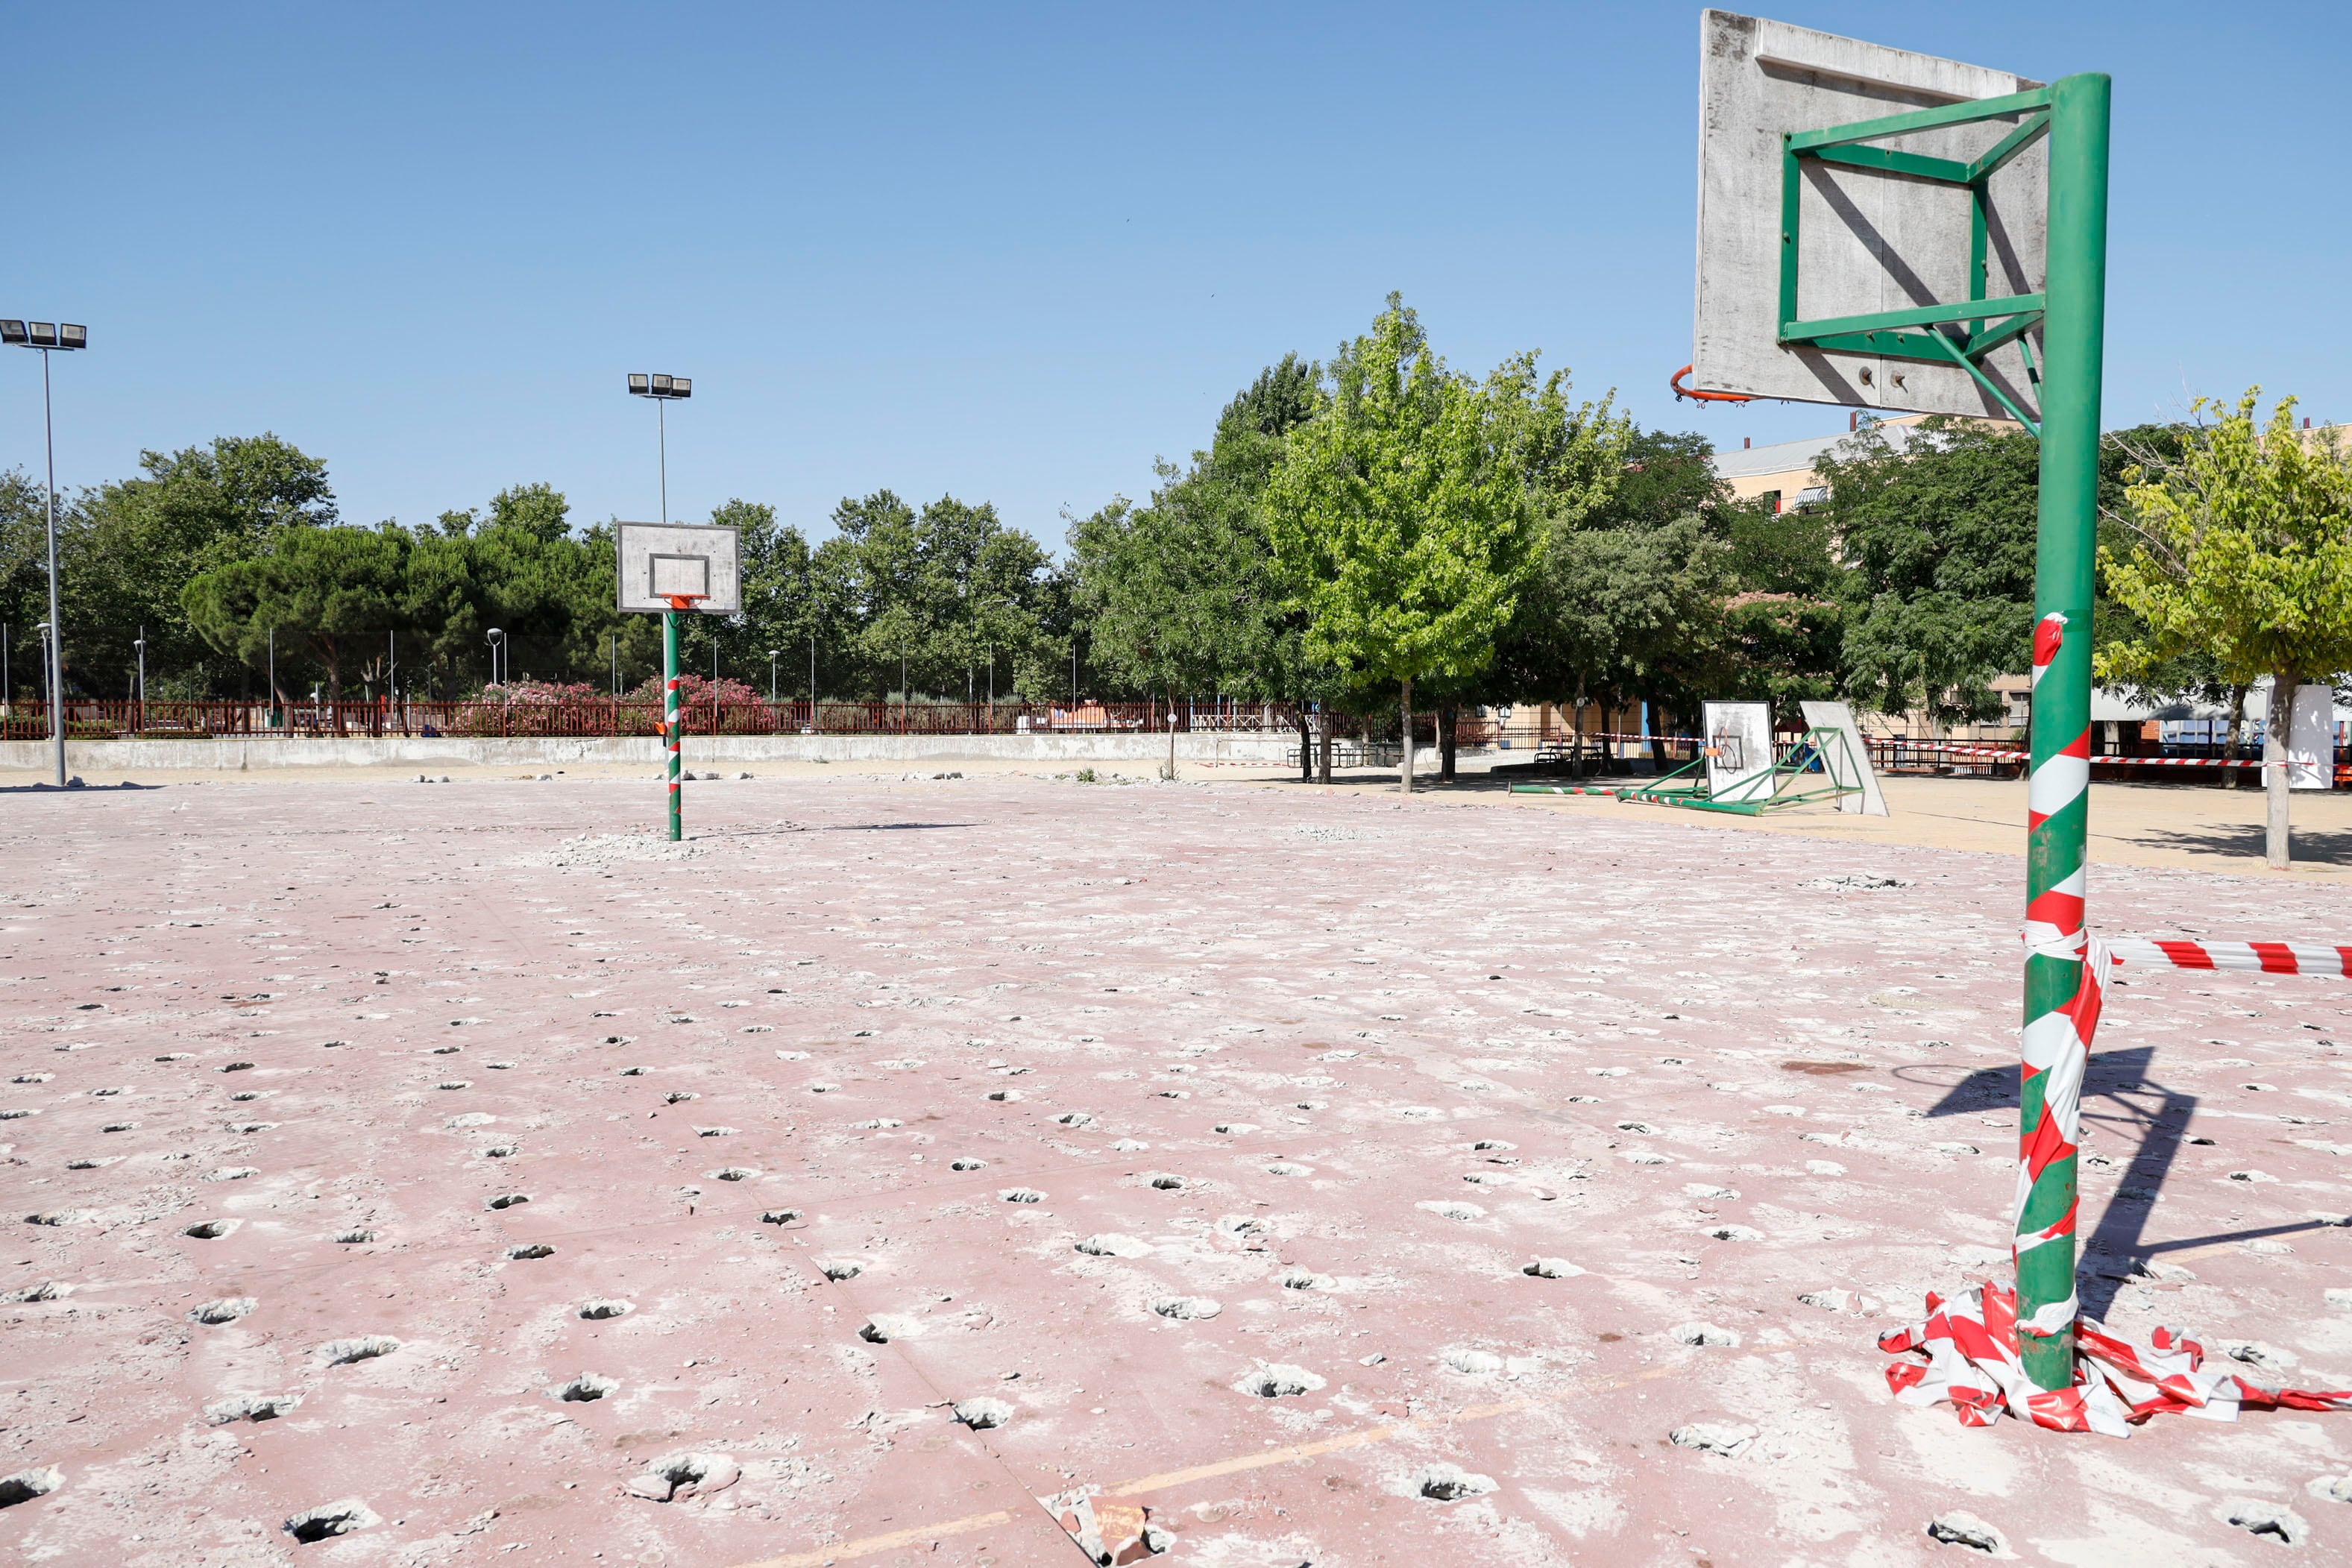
0,321,25,346
27,322,57,347
628,373,650,396
58,324,85,350
668,377,691,399
649,374,673,395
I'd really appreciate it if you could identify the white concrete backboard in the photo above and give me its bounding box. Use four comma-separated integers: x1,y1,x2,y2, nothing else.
615,523,741,615
1799,699,1890,816
1694,11,2046,416
1702,701,1777,803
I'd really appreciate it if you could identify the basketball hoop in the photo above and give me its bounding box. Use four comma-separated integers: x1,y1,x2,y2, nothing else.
615,522,743,843
1670,364,1752,404
661,594,707,613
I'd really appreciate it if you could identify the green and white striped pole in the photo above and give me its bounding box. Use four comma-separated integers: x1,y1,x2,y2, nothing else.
2016,70,2110,1393
664,605,682,842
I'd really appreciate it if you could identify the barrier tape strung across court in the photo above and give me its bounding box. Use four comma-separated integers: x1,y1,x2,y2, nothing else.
1892,738,2280,768
1885,920,2352,1435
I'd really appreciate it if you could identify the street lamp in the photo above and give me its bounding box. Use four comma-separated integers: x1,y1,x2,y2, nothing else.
767,648,779,705
2,317,89,787
625,373,692,524
132,628,146,734
486,627,506,689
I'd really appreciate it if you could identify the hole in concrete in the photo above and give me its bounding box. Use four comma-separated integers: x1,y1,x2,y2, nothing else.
629,1452,737,1502
1149,1175,1187,1191
1234,1364,1323,1397
553,1373,618,1402
1056,1112,1095,1127
334,1228,377,1244
1279,1270,1335,1290
822,1261,864,1281
1524,1258,1585,1278
283,1499,380,1542
1670,1321,1742,1347
203,1167,260,1183
433,1045,460,1055
0,1467,61,1508
711,1168,758,1182
951,1159,986,1171
760,1209,802,1226
1417,1463,1497,1502
436,1080,472,1091
1925,1512,2010,1554
485,1193,530,1211
1615,1121,1659,1135
229,1091,264,1102
318,1336,399,1366
1152,1296,1223,1320
1075,1234,1152,1257
218,1062,255,1074
694,1126,738,1138
986,1089,1020,1102
1213,1123,1259,1135
999,1188,1045,1203
953,1397,1014,1430
1471,1140,1516,1151
578,1300,634,1320
206,1393,303,1424
1703,1224,1764,1242
504,1243,556,1260
478,1144,519,1158
664,1092,698,1104
1265,1162,1312,1176
1415,1201,1485,1221
619,1066,648,1077
0,1282,69,1303
183,1219,241,1239
859,1315,922,1343
852,1118,905,1130
189,1297,257,1325
1441,1348,1503,1374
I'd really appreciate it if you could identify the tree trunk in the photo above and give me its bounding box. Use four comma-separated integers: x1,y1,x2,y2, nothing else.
1440,707,1457,781
2266,673,2296,869
2224,681,2248,789
1298,712,1311,781
1318,710,1333,784
1399,678,1415,794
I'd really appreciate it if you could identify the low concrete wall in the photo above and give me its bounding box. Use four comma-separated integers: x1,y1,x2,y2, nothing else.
0,729,1342,772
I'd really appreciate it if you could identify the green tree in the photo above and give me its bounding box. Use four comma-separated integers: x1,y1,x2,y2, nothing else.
182,524,410,718
2102,391,2352,867
1264,296,1602,791
60,434,336,699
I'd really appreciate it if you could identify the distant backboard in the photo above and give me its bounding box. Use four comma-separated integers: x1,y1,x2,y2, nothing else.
1702,701,1776,804
1799,699,1890,816
616,523,740,615
1694,11,2047,419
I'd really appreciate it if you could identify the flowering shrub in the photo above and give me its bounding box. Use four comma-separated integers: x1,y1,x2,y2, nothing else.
450,680,647,737
626,673,780,735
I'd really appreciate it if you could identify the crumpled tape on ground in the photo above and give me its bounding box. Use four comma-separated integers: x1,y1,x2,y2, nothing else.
1880,1281,2352,1437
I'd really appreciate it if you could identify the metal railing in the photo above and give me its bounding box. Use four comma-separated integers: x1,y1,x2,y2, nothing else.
0,698,1502,745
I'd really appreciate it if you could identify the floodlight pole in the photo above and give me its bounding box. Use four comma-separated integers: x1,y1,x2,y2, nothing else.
39,349,63,786
2015,71,2111,1393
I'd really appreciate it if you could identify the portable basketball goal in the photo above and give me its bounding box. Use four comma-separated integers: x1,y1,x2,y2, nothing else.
617,521,742,842
1685,12,2107,1394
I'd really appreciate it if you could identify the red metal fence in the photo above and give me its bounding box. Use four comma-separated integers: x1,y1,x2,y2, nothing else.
0,698,1501,745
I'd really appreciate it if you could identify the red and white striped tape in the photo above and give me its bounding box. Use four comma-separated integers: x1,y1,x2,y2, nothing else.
1881,1282,2352,1437
1896,739,2278,768
2106,937,2352,977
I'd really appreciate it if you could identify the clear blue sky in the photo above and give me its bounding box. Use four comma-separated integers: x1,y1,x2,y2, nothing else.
7,3,2345,552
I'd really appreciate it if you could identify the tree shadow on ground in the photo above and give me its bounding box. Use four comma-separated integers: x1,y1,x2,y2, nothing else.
2124,824,2352,866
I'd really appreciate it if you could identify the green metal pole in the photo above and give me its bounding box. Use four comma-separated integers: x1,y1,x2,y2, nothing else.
664,608,682,842
2016,70,2110,1392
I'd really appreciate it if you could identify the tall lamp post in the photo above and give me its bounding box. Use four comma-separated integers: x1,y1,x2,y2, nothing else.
767,648,779,706
626,372,694,840
132,628,146,734
2,319,89,786
626,373,692,524
486,627,506,689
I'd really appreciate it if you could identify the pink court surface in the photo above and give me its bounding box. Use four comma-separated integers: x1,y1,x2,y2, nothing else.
7,772,2352,1566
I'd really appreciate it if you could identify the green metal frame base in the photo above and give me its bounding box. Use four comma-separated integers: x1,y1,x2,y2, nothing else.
1507,725,1868,816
